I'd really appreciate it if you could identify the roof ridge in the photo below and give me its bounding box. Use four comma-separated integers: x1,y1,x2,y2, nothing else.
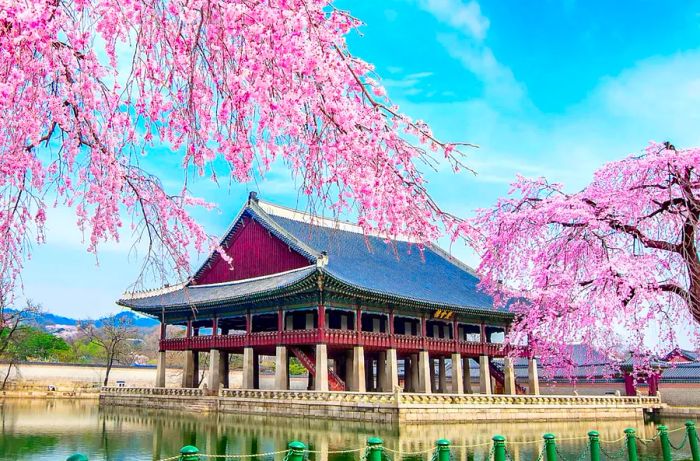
257,199,367,234
426,243,479,277
189,265,317,288
247,200,323,259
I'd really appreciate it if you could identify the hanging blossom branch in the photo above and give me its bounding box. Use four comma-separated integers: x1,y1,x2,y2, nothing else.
0,0,477,301
472,142,700,371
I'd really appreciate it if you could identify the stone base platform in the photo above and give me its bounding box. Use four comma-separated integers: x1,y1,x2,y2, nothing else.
100,388,663,423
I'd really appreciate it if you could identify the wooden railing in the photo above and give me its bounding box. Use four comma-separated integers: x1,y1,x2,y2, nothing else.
160,329,508,356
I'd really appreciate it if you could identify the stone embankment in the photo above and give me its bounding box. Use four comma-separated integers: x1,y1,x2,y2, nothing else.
100,387,663,423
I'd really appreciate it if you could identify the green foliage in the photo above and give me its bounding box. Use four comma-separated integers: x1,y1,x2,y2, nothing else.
69,338,107,363
1,325,70,361
289,357,307,376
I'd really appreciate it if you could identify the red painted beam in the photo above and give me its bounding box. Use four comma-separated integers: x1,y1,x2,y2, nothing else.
159,331,511,357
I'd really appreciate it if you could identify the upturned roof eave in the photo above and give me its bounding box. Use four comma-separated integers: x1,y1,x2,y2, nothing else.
116,267,321,314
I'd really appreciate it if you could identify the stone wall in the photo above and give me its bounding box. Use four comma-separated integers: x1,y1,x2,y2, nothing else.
100,388,661,423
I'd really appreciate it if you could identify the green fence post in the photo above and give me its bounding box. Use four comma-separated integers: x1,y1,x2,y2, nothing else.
657,425,672,461
367,437,384,461
588,431,600,461
625,428,638,461
492,435,506,461
287,441,307,461
543,433,557,461
436,439,451,461
66,455,88,461
687,421,700,461
179,445,200,461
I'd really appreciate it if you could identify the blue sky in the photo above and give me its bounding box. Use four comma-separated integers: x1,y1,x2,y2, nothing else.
21,0,700,319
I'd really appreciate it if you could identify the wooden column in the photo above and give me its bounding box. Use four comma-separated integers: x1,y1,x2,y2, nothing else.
277,309,284,343
318,304,326,339
212,316,219,336
246,312,252,335
186,320,192,337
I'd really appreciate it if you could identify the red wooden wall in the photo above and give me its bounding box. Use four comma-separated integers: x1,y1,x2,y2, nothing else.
194,217,311,285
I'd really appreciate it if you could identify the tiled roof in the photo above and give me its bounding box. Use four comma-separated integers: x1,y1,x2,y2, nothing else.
262,209,498,313
119,266,317,310
120,197,504,315
661,362,700,382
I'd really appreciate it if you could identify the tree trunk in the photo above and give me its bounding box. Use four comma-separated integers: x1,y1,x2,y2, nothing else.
103,357,114,386
1,362,14,390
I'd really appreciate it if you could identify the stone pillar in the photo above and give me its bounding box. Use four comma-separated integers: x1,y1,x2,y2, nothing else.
504,357,516,395
155,350,166,387
438,357,447,393
450,353,463,394
182,350,196,388
479,355,492,394
352,346,366,392
377,351,387,391
315,344,329,391
417,350,432,394
208,349,221,393
429,357,437,392
242,347,255,389
463,357,473,393
275,346,288,390
220,351,229,389
386,349,399,392
528,357,540,395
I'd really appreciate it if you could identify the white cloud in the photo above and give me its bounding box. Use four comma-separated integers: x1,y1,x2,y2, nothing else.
416,0,490,41
437,33,527,107
415,0,526,109
400,49,700,203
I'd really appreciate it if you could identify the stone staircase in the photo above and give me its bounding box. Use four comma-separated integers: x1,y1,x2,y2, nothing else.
489,359,526,394
289,346,345,391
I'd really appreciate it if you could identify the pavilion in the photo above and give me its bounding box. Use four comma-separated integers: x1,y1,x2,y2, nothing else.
118,193,540,395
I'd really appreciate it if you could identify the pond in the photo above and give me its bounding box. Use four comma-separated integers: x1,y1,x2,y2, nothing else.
0,400,694,461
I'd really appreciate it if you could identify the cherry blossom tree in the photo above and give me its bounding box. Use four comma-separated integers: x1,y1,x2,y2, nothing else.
0,0,474,301
473,142,700,366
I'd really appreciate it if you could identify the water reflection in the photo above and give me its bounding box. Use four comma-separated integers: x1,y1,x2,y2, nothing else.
0,400,693,461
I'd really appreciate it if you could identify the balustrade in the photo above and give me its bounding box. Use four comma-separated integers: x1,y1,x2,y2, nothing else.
161,329,510,356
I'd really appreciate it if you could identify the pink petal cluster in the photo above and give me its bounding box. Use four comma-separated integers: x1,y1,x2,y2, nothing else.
473,143,700,372
0,0,472,300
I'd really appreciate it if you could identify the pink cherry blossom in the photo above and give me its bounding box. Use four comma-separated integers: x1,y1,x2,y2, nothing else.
472,142,700,370
0,0,474,303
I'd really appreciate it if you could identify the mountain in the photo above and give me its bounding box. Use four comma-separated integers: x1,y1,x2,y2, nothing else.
5,309,159,329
